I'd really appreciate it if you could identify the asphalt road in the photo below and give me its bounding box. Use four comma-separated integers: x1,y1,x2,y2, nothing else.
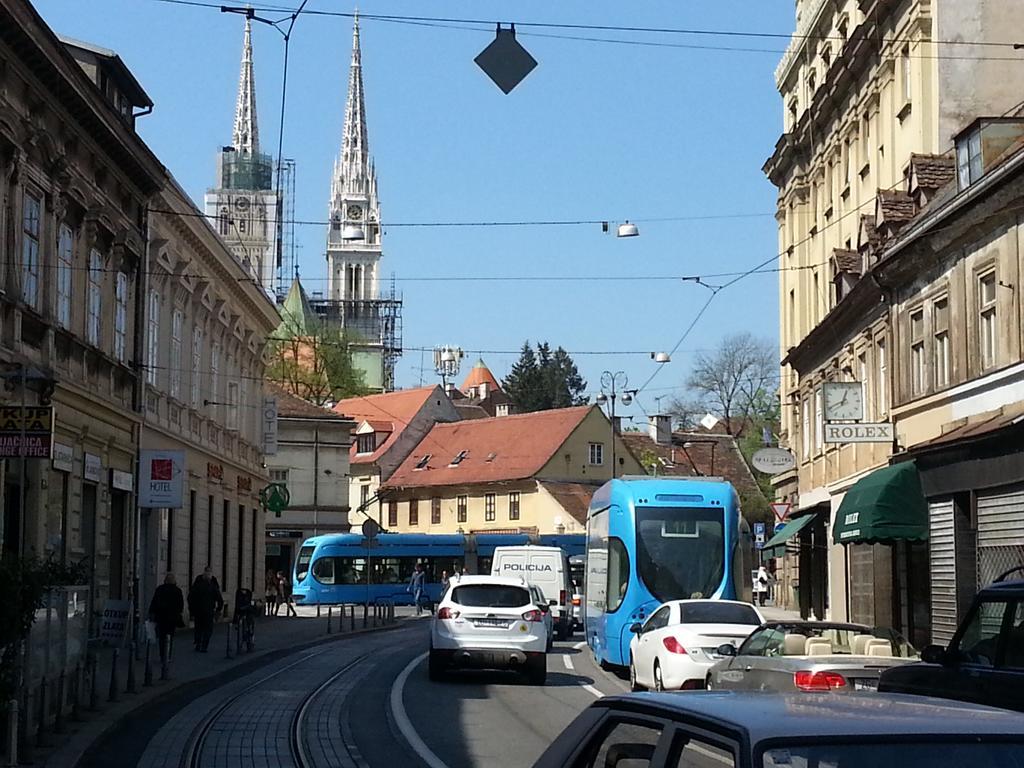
85,618,628,768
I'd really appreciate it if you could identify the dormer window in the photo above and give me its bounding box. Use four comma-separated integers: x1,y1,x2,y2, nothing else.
449,450,468,467
356,433,376,455
414,454,430,470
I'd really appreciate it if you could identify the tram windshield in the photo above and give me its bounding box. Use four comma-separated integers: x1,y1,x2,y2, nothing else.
635,506,725,602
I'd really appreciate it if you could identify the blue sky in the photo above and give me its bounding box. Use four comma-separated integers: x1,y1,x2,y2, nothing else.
34,0,793,420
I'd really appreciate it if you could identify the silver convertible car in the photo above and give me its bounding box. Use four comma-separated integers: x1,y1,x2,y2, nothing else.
707,621,917,693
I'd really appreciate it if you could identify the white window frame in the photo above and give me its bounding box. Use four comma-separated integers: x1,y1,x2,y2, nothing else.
21,191,41,310
146,289,160,386
56,223,73,328
901,45,912,103
933,298,950,389
88,250,103,347
858,352,870,421
979,273,997,370
114,272,128,362
910,309,926,396
210,342,221,404
814,388,823,453
190,326,203,407
588,442,604,466
877,339,888,416
226,380,239,431
170,309,183,400
484,493,496,522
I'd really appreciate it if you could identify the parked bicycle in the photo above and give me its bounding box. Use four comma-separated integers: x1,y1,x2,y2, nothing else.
233,587,258,653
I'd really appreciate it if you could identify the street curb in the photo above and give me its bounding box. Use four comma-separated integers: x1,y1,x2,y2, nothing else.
55,617,416,768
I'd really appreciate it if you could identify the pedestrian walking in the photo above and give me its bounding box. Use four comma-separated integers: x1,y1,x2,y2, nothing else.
149,573,185,666
188,567,224,652
407,563,426,615
755,565,770,607
265,569,279,616
279,571,298,617
440,570,450,593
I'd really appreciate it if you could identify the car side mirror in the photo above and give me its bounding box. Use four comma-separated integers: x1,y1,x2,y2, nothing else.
630,622,643,634
539,604,550,613
716,643,737,657
921,644,949,665
549,599,558,606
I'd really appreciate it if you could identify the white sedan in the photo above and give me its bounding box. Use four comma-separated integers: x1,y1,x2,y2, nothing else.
629,599,764,692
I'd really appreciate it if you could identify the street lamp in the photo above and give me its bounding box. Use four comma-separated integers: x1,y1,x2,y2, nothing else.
596,372,634,479
616,221,639,238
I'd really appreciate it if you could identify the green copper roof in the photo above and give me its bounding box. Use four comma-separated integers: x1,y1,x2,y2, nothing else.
278,278,318,336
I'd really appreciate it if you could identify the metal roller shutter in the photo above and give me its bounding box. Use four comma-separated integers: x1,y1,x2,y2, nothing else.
976,485,1024,589
929,499,957,645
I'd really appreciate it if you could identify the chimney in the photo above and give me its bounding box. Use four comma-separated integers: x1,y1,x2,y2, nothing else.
612,416,622,434
479,381,488,398
650,414,671,446
444,382,455,397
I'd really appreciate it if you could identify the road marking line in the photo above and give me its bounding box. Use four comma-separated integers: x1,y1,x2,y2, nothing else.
390,653,451,768
562,655,573,670
573,641,586,650
583,684,604,698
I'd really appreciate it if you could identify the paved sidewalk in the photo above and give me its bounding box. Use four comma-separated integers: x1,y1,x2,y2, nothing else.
760,603,802,621
35,605,419,767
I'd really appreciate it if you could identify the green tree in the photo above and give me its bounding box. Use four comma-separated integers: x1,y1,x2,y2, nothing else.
266,317,367,407
504,341,588,413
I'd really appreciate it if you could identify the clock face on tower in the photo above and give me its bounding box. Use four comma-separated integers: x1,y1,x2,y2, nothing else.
234,197,249,211
347,205,362,220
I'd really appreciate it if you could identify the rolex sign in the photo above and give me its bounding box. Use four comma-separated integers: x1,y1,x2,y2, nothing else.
139,450,185,509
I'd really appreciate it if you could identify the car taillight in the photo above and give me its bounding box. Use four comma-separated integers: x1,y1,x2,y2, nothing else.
794,670,847,691
662,637,688,654
437,607,460,620
522,609,544,623
572,596,581,607
559,590,567,606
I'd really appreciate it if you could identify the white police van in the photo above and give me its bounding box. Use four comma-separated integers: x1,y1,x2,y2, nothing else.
490,545,573,640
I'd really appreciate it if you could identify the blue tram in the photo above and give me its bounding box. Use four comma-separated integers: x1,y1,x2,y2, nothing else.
585,477,752,667
292,531,585,606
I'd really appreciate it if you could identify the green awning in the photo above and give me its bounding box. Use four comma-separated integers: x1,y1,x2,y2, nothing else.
762,513,818,558
832,461,928,545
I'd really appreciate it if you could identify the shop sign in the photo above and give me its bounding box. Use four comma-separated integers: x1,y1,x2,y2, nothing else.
237,476,252,492
267,530,303,539
84,453,103,483
0,405,53,458
140,450,185,508
111,469,134,492
52,442,74,473
751,447,796,474
824,422,894,444
99,599,131,644
262,396,278,456
207,462,223,482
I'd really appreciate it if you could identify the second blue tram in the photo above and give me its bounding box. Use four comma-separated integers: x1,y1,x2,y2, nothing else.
292,532,585,606
585,477,752,667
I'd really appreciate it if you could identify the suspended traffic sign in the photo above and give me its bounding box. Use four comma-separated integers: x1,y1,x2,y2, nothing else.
475,24,537,94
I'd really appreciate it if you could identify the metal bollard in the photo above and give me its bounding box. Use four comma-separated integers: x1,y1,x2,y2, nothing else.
326,606,333,634
88,654,98,711
160,635,171,682
316,604,321,618
35,678,47,747
108,649,120,702
126,642,137,693
71,664,82,722
225,621,233,660
143,641,153,687
5,697,17,768
18,687,32,764
363,603,368,629
55,671,66,733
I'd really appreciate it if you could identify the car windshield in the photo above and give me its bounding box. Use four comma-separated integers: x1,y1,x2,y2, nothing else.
452,584,531,608
678,602,760,625
955,599,1016,666
739,624,917,658
762,741,1024,768
295,546,314,582
635,506,725,602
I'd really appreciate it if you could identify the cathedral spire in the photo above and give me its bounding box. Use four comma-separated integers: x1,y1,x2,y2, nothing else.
334,12,374,199
232,15,259,155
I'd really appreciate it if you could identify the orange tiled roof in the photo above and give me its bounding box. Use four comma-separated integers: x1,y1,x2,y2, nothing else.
267,383,349,421
334,386,446,466
461,358,502,393
384,406,593,489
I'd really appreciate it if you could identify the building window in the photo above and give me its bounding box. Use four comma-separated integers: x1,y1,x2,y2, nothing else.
21,192,41,310
170,309,183,399
457,495,467,524
877,339,887,416
858,352,869,421
88,250,103,347
509,492,520,521
861,113,871,169
901,46,912,103
814,388,823,453
219,208,230,236
485,493,496,522
57,223,73,327
356,433,376,454
842,138,850,186
588,442,604,466
210,342,221,403
270,468,288,484
409,499,419,527
801,398,811,460
933,298,950,389
388,500,398,528
146,289,159,384
114,273,129,362
191,327,203,407
431,497,441,525
910,309,926,396
360,484,369,508
979,273,997,369
226,381,239,430
957,129,984,189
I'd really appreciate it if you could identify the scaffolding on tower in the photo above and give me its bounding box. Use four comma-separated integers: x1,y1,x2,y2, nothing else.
276,158,297,302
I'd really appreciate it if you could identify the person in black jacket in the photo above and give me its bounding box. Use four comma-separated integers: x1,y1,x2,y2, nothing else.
149,573,185,665
188,567,224,652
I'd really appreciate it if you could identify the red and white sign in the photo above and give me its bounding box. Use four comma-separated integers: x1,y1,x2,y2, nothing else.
140,450,185,508
770,502,792,523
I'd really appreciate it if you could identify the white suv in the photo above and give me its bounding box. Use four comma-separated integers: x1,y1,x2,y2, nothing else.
429,575,548,684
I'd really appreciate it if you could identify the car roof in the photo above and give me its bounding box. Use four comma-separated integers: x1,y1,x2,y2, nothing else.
450,575,528,588
597,692,1024,741
979,578,1024,596
670,599,758,608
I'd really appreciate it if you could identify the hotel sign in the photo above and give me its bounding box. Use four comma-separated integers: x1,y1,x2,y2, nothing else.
0,406,53,458
824,422,894,444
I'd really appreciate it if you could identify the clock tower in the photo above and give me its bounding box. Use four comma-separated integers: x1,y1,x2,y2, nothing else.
204,16,279,297
326,14,381,302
